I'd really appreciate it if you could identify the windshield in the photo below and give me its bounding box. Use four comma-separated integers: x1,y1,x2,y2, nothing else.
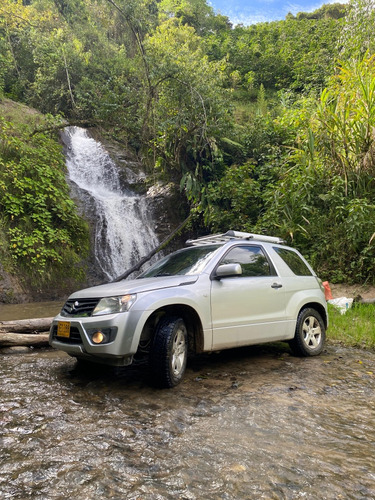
138,245,221,278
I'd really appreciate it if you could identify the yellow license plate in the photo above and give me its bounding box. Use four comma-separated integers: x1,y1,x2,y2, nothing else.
57,321,71,338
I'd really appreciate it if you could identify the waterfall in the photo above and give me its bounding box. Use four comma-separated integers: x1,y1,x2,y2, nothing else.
62,126,159,281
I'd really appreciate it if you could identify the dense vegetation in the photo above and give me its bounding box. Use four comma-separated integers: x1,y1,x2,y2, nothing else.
1,0,375,296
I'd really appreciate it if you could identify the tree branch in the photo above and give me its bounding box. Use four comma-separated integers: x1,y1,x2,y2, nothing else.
62,47,76,109
29,120,105,136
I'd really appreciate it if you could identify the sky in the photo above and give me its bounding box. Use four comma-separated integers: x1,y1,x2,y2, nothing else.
208,0,340,25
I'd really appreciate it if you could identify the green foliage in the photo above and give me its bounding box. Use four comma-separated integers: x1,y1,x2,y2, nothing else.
256,161,375,283
203,52,375,284
2,0,375,289
255,56,375,283
159,0,217,34
144,19,230,200
257,84,267,115
316,55,375,188
205,15,343,95
202,162,261,230
339,0,375,59
295,3,347,20
202,113,292,232
0,116,89,286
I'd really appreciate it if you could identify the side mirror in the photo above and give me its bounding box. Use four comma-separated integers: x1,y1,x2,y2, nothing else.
214,263,242,279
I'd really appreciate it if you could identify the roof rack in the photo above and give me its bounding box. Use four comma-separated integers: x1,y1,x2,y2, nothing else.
186,230,285,246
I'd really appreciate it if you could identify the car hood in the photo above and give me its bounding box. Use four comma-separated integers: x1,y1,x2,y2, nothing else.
69,275,199,299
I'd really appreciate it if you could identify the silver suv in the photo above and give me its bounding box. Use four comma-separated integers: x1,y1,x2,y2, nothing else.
50,231,328,387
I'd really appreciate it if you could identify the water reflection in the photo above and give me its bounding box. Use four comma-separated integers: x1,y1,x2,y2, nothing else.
0,345,374,499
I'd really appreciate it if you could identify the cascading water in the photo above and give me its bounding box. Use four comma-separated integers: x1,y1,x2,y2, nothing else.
62,126,159,281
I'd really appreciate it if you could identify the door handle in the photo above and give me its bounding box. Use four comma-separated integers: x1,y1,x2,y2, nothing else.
271,283,283,289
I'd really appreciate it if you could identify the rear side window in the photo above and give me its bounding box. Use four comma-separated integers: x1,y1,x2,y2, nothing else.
220,246,276,277
273,247,312,276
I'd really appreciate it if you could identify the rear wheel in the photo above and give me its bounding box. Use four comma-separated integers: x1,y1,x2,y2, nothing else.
290,308,325,356
149,316,188,388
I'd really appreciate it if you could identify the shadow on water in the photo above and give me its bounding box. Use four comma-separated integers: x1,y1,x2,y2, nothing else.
62,343,292,391
65,357,151,389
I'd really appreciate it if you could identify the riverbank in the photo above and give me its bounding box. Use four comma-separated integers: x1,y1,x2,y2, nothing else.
330,283,375,300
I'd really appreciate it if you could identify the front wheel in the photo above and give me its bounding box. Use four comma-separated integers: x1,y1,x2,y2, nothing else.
289,308,326,357
149,316,188,388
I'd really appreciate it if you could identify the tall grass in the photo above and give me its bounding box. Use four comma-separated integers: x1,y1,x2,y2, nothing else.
328,303,375,350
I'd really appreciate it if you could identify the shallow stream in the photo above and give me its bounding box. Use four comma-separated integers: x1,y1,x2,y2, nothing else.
1,344,374,499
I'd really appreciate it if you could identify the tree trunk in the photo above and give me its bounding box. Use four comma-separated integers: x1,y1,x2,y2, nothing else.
0,332,50,347
0,317,54,334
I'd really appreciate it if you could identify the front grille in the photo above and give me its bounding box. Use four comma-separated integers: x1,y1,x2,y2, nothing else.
52,325,82,345
61,298,99,317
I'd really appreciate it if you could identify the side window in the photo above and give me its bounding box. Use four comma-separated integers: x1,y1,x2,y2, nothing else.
220,246,275,277
273,247,313,276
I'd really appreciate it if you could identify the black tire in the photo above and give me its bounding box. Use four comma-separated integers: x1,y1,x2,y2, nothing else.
149,316,188,388
289,307,326,357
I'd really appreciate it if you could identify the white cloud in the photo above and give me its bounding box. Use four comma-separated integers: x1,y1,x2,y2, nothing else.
230,13,276,25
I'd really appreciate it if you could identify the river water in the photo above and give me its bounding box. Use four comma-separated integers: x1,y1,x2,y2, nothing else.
0,301,63,321
1,344,374,499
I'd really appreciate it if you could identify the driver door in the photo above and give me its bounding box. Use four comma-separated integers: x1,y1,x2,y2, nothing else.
210,245,288,350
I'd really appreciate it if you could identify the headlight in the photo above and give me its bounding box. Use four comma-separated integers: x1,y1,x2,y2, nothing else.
92,294,136,316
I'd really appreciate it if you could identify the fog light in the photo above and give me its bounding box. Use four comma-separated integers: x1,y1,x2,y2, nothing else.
87,327,117,344
92,331,106,344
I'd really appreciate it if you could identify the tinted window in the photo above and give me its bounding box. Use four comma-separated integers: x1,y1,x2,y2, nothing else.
273,247,312,276
220,246,275,277
139,245,221,277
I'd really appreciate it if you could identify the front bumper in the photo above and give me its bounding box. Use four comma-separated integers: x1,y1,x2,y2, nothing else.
49,309,145,366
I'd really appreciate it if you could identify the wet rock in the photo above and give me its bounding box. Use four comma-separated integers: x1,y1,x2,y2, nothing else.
0,263,29,304
146,182,189,247
0,346,31,354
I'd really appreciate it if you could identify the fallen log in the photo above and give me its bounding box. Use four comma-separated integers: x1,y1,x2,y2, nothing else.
29,119,103,136
0,317,54,334
0,332,50,347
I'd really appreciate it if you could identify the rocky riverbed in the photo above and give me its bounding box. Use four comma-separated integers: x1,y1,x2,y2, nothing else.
1,344,374,499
